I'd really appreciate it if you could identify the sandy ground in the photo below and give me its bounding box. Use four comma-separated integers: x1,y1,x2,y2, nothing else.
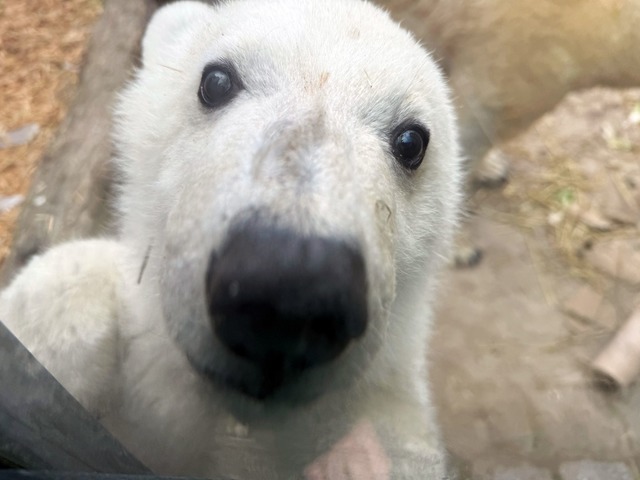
1,1,639,477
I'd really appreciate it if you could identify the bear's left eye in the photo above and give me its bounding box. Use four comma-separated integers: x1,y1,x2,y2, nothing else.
199,64,238,108
391,123,430,171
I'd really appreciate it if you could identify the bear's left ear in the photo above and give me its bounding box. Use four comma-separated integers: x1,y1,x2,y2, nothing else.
142,1,214,68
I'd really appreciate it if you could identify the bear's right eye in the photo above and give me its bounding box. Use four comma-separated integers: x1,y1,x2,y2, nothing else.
198,64,239,108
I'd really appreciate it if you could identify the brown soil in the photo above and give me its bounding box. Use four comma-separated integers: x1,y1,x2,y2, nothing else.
433,88,640,476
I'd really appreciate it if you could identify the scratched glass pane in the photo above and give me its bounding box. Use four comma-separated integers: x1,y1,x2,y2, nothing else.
1,1,639,479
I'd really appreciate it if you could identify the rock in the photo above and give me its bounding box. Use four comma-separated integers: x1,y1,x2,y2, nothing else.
494,465,553,480
558,460,634,480
548,211,565,227
0,124,40,149
586,238,640,285
561,284,617,330
578,207,614,231
475,148,510,187
562,284,602,319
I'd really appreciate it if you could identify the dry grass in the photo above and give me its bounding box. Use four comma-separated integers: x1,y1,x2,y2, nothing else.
495,90,640,285
0,0,102,262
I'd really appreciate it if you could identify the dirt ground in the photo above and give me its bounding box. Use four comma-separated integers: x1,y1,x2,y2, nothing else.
433,87,640,476
1,1,640,477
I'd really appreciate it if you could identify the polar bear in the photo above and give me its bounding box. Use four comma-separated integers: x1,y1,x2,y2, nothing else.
0,1,463,478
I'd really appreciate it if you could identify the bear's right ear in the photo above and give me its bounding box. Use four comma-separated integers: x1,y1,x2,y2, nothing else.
142,1,214,68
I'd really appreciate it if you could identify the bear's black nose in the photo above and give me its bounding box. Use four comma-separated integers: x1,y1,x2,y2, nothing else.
205,223,367,380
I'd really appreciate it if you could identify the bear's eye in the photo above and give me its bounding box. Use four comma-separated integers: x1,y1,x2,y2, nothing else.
391,124,430,171
199,64,238,108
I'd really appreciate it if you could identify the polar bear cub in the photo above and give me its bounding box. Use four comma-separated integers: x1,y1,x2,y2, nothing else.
1,1,463,478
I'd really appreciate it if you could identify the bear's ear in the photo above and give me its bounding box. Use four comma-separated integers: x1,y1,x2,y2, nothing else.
142,1,214,67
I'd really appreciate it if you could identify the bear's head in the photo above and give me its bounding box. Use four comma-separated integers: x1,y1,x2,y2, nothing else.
114,0,462,405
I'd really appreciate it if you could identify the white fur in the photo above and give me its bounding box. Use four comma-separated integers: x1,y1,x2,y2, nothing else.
1,1,463,478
